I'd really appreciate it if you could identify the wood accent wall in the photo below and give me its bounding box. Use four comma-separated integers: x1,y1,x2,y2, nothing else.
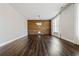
28,20,51,35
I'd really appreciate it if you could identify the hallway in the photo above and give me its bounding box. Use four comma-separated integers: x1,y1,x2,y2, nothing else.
0,35,79,56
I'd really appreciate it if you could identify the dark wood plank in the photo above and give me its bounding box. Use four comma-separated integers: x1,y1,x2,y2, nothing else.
0,35,79,56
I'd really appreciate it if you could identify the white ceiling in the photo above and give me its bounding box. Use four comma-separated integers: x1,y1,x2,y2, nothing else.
10,3,67,20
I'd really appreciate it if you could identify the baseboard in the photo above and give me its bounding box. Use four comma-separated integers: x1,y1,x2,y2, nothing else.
61,36,78,45
0,35,27,47
53,35,79,45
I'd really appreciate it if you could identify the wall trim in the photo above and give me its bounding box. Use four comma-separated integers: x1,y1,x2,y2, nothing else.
0,34,27,47
53,35,79,45
61,36,79,45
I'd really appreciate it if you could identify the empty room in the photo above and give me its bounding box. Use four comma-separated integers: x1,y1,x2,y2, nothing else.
0,3,79,56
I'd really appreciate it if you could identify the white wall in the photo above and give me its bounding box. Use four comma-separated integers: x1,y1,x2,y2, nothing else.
74,4,79,44
0,4,27,45
60,4,77,44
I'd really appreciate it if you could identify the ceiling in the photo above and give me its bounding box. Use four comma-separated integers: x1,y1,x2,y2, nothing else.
10,3,67,20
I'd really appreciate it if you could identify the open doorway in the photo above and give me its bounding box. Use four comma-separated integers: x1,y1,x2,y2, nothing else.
52,15,61,37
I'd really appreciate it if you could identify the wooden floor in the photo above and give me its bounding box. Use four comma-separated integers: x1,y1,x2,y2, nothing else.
0,35,79,56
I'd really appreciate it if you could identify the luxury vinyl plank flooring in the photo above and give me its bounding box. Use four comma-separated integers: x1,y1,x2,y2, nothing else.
0,35,79,56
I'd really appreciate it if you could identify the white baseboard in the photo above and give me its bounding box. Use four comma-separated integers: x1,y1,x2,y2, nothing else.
61,36,79,45
0,35,27,47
